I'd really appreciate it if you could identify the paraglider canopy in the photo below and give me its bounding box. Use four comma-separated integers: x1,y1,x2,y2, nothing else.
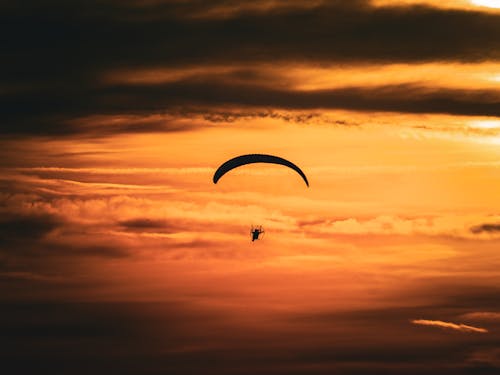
213,154,309,187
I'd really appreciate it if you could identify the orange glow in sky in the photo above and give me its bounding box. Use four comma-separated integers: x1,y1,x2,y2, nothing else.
471,0,500,8
2,1,500,374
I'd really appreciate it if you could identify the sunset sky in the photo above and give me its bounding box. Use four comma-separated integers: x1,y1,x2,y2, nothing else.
2,0,500,374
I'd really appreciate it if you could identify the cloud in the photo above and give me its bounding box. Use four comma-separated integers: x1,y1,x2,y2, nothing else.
0,210,131,262
293,214,499,240
22,78,500,126
461,312,500,321
6,82,500,136
3,0,500,136
5,0,499,70
471,223,500,234
467,348,500,369
411,319,488,333
0,213,62,241
0,300,496,375
118,218,190,234
84,82,500,116
119,218,171,229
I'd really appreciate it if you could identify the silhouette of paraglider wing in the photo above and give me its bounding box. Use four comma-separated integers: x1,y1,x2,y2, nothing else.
212,154,309,187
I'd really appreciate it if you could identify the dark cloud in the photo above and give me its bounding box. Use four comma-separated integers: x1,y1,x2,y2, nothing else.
198,109,350,126
1,232,129,260
0,301,498,375
119,81,499,116
4,81,500,136
0,213,62,241
2,0,500,135
0,110,199,137
3,0,499,74
118,218,189,234
0,211,129,260
471,224,500,234
119,218,171,230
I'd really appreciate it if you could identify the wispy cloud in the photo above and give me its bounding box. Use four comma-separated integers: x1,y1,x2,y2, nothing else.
461,312,500,321
411,319,488,333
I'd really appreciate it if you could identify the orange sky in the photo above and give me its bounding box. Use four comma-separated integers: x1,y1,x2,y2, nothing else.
1,1,500,374
4,113,500,309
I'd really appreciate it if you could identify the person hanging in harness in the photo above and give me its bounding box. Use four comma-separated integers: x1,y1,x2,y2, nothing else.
251,225,264,242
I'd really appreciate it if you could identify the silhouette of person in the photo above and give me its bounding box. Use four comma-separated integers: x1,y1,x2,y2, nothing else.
251,228,261,241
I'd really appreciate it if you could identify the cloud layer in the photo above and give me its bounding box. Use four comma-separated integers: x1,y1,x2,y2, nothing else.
2,0,500,136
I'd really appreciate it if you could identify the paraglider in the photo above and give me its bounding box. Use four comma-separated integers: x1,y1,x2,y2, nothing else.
213,154,309,187
213,154,309,241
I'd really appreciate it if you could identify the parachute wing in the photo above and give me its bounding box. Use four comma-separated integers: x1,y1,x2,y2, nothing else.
213,154,309,187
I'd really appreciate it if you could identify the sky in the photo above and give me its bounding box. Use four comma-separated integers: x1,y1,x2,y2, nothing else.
1,0,500,374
